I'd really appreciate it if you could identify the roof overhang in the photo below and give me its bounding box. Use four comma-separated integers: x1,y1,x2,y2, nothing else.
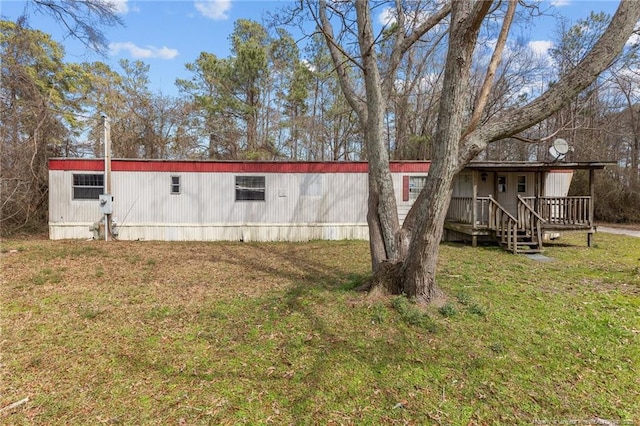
463,161,615,172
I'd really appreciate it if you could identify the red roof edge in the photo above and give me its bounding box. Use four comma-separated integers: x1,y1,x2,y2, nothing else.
49,159,431,173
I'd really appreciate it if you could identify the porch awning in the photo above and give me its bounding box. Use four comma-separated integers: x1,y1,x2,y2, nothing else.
463,161,615,172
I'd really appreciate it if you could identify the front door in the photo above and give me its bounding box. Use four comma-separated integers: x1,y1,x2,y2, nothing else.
496,173,535,217
496,174,517,216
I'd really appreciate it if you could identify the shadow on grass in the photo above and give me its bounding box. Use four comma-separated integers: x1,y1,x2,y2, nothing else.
214,244,434,415
153,242,427,419
211,242,370,291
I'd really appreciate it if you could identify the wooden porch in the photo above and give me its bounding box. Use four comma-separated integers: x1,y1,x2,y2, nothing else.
445,195,594,254
439,161,612,253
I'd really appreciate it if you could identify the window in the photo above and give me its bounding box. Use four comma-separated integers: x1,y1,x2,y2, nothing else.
73,174,104,200
497,176,507,193
517,175,526,193
171,176,181,194
409,176,427,201
235,176,265,201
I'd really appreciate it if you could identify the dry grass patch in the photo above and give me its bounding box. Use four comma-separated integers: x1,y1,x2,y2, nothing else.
1,234,639,424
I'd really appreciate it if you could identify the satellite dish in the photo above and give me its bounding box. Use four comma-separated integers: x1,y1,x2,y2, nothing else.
549,138,570,161
553,138,569,155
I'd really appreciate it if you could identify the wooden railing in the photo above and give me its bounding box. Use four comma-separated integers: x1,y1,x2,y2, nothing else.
486,195,518,254
447,197,490,225
446,195,591,253
517,195,545,249
520,196,592,226
447,197,473,223
476,197,490,225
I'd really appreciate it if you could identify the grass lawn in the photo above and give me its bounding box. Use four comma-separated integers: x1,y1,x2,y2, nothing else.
1,232,639,425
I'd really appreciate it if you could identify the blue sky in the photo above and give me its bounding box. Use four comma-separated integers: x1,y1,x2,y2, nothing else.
0,0,626,95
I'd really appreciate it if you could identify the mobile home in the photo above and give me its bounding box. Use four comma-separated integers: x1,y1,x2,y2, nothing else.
48,159,428,242
49,159,606,252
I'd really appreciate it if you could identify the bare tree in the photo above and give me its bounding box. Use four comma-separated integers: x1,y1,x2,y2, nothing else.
1,21,80,233
310,0,640,302
20,0,123,54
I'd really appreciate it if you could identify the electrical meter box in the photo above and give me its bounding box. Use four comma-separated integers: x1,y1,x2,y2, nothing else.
99,194,114,215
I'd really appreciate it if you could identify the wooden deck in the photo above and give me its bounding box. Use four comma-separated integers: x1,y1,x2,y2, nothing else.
445,195,595,252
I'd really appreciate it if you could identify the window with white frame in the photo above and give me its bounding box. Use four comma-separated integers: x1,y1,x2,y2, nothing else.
72,174,104,200
235,176,265,201
171,176,181,194
409,176,427,200
517,175,526,193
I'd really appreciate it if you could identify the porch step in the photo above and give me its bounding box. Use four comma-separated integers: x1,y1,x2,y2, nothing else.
497,241,543,254
495,232,542,254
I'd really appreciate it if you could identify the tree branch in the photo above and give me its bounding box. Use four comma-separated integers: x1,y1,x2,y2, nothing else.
459,0,640,165
464,0,517,136
382,2,451,98
31,0,124,55
315,0,366,117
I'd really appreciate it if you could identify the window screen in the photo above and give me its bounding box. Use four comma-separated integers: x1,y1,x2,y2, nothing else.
235,176,265,201
73,174,104,200
517,176,526,193
409,176,427,200
171,176,181,194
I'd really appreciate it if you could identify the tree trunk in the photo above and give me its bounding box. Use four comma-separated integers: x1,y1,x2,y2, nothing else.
356,1,401,265
396,2,488,303
246,89,258,153
315,0,640,304
630,106,639,180
399,165,454,302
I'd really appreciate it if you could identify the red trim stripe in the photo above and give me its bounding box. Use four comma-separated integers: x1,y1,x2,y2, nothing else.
49,159,431,174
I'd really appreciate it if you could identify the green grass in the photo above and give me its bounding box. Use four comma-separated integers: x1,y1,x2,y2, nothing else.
1,233,639,424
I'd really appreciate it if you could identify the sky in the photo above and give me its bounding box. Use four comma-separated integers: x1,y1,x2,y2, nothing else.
0,0,629,96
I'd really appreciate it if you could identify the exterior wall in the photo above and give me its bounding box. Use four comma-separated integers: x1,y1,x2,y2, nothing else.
48,159,579,242
474,171,494,197
495,171,536,215
49,160,430,241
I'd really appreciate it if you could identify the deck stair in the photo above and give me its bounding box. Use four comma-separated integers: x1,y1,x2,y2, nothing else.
495,229,541,254
487,195,545,254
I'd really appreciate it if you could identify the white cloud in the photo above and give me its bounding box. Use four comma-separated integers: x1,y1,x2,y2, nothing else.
194,0,231,20
107,0,130,14
550,0,570,6
528,40,554,68
109,42,179,60
378,7,395,26
301,59,316,73
528,40,553,56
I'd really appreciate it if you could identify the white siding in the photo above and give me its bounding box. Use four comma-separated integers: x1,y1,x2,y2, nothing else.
49,169,372,241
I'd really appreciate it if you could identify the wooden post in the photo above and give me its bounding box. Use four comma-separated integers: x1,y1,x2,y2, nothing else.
589,168,595,226
472,172,478,226
588,168,595,247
